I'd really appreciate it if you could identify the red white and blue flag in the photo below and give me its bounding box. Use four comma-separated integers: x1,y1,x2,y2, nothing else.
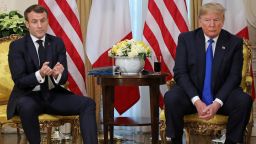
38,0,86,96
86,0,189,114
143,0,189,107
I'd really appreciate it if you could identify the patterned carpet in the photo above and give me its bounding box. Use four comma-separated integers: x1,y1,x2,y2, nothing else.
1,129,255,144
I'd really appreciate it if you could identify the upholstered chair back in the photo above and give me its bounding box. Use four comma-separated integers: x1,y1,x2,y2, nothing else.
0,35,21,105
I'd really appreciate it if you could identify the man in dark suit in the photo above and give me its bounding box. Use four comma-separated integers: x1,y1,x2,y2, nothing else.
7,4,98,144
164,2,252,144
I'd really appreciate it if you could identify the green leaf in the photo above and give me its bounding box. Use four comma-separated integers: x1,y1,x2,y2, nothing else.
0,11,26,38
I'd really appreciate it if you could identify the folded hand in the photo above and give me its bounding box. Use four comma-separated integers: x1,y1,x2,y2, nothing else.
39,62,53,78
52,62,64,78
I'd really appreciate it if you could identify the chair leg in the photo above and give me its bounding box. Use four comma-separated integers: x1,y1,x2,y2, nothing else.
74,118,81,144
71,120,80,144
244,112,253,144
110,125,114,143
184,128,190,144
0,124,2,142
17,127,21,140
71,123,76,144
19,135,28,144
72,127,80,144
160,130,167,144
245,124,253,144
46,127,52,144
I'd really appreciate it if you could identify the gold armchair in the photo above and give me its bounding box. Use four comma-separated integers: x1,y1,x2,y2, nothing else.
160,39,253,144
0,35,80,143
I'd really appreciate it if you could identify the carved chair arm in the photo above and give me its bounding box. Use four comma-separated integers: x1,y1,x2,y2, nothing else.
166,78,176,90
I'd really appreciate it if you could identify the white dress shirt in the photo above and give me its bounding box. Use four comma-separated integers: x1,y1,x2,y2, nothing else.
30,34,62,91
191,35,223,106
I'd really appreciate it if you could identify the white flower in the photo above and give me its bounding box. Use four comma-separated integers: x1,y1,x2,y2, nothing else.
108,39,151,59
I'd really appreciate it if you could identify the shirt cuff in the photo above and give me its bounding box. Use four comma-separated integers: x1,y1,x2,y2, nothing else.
191,96,200,105
35,70,45,83
214,98,223,107
53,73,62,84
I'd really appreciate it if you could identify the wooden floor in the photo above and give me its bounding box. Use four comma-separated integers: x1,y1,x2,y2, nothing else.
1,130,256,144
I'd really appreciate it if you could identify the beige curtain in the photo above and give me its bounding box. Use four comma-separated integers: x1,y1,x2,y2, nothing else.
77,0,101,122
189,0,202,30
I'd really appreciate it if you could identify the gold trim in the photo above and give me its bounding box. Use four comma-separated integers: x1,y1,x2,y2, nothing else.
0,35,80,143
0,34,22,43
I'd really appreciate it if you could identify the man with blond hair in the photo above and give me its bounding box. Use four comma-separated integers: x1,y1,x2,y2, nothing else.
164,3,252,144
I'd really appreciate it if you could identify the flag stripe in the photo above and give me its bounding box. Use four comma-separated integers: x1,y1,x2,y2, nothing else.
40,1,85,79
145,11,175,74
164,0,189,32
39,0,86,95
176,0,189,21
55,0,83,41
155,0,181,45
44,0,85,62
67,72,83,95
66,0,80,21
143,0,189,108
237,27,249,39
143,24,173,75
48,27,86,94
149,0,177,59
86,0,143,114
47,9,85,79
67,54,86,94
92,33,133,68
144,0,189,74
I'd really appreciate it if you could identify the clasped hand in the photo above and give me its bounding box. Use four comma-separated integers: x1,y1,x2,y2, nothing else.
194,99,221,120
39,62,64,79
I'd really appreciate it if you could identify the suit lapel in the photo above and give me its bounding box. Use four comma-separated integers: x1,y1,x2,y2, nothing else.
26,35,40,69
45,35,54,68
212,30,227,88
196,30,206,89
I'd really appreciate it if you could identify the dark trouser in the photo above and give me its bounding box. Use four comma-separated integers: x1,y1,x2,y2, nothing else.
164,85,252,144
16,90,98,144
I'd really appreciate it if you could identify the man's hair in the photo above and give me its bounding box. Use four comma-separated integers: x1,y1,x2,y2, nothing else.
199,2,225,18
24,4,48,21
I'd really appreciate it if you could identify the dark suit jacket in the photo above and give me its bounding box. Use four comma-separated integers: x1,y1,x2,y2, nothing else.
7,33,71,119
174,28,243,103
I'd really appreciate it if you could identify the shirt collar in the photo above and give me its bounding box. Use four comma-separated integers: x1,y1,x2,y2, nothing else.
204,34,218,44
30,34,46,43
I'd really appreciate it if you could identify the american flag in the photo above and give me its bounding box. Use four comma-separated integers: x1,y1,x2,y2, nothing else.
38,0,86,96
86,0,189,114
143,0,189,107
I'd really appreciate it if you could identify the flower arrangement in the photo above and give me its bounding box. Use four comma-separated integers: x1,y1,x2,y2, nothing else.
108,39,151,59
0,11,28,38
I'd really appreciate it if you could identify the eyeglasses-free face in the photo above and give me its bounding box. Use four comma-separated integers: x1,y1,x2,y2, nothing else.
199,12,224,38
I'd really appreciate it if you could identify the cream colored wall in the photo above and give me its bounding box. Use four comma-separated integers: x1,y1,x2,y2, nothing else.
0,0,37,14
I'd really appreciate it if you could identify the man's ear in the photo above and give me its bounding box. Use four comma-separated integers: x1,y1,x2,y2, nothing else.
198,17,202,27
25,21,29,29
198,20,202,27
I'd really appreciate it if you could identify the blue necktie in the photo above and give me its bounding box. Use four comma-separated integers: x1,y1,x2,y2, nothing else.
202,39,214,105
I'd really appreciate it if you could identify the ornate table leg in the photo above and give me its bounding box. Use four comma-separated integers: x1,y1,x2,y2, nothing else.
150,85,160,144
